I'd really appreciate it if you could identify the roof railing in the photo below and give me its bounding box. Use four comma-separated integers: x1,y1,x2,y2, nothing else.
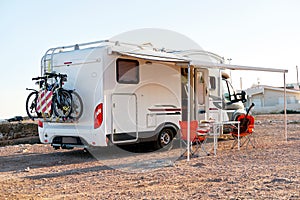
40,40,109,75
40,39,226,74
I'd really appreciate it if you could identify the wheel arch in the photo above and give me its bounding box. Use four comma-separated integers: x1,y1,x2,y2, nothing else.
154,122,179,140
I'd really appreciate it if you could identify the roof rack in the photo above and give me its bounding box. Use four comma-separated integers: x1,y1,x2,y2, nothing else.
40,40,109,75
40,39,226,74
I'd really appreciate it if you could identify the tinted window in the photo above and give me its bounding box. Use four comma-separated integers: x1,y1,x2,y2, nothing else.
209,76,216,90
116,59,139,84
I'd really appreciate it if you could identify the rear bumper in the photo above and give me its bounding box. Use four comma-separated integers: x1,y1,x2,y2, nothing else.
38,122,108,147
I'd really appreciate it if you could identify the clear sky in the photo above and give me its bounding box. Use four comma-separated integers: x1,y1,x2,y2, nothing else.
1,0,300,119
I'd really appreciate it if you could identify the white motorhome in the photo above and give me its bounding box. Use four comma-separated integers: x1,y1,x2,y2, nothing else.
37,40,255,149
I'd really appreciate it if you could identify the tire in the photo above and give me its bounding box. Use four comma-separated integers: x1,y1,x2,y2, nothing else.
157,127,175,148
53,90,72,118
25,91,41,119
70,91,83,120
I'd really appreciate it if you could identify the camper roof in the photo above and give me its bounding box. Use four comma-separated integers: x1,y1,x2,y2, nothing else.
42,39,288,74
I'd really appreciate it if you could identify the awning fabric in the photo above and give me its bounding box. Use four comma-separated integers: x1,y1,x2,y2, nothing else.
111,45,288,73
110,45,190,63
118,51,189,63
190,61,288,73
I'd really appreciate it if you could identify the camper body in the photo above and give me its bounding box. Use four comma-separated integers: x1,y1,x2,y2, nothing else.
37,40,246,149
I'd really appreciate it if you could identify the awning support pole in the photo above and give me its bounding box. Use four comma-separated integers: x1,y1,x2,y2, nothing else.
187,63,191,161
284,72,288,141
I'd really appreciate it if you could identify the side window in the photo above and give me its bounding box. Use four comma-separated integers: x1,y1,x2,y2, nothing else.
209,76,216,90
116,59,139,84
222,79,230,101
222,79,235,101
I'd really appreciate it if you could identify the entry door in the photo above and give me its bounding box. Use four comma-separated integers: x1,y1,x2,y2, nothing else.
195,69,208,121
111,93,138,143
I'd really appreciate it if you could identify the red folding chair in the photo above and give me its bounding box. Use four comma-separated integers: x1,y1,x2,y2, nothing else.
231,114,255,149
179,120,209,157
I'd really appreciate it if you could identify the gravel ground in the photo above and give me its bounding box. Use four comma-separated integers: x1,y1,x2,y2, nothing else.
0,114,299,199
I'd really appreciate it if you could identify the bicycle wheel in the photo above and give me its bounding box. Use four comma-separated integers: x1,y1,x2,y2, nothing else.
53,90,72,118
70,91,83,120
26,91,41,119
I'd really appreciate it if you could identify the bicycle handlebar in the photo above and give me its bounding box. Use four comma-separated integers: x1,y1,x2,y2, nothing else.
32,76,46,81
31,72,68,90
44,72,67,78
44,72,55,76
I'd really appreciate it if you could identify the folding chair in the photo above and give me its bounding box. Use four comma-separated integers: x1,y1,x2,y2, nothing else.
231,114,255,149
179,120,209,157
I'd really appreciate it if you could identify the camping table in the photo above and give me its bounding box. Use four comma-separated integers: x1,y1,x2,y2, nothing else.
210,121,240,155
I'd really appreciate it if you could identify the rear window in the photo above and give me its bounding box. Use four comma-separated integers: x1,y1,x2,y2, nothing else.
116,59,139,84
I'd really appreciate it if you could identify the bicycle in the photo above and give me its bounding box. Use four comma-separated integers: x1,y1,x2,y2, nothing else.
69,90,83,120
26,72,83,120
46,72,73,118
26,77,46,119
47,72,83,119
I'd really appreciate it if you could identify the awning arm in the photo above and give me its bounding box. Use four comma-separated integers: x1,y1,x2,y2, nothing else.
187,63,191,161
284,72,288,141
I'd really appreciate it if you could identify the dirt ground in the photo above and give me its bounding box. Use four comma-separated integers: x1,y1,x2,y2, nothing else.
0,114,299,199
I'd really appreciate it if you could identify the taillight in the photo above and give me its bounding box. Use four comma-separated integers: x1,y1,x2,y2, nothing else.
94,103,103,129
38,120,43,128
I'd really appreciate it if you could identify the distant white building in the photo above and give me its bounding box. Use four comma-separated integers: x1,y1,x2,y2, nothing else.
246,85,300,114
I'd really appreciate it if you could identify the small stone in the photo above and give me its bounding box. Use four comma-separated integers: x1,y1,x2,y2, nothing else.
24,167,30,172
22,148,29,153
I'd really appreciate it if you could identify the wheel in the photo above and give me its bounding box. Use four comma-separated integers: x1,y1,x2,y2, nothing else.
25,91,41,119
70,91,83,120
157,127,175,148
53,90,72,118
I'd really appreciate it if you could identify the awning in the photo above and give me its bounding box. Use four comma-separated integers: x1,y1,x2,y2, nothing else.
109,45,190,63
191,61,288,73
119,51,190,63
110,44,288,73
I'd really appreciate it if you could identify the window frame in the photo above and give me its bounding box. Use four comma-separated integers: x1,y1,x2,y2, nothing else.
116,58,140,84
